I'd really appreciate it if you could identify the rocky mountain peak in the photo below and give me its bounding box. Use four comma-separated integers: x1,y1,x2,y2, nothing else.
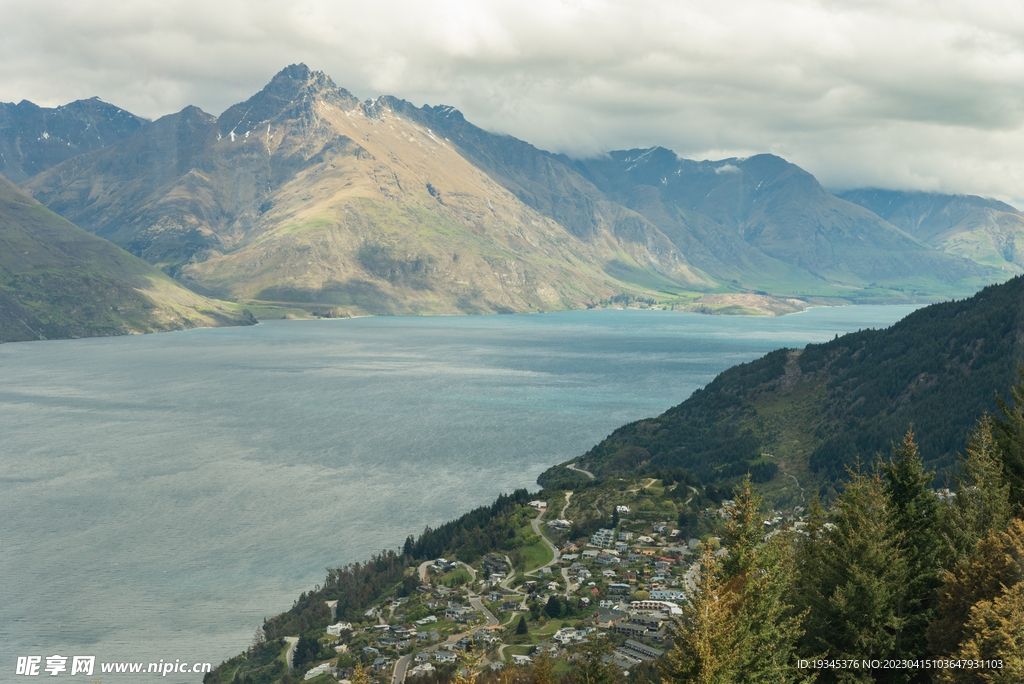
0,97,147,182
217,64,358,135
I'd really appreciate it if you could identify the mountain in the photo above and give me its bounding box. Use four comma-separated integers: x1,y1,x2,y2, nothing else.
539,274,1024,505
0,97,146,183
838,188,1024,275
570,149,1000,296
20,65,1006,315
23,65,712,315
371,108,1001,300
0,174,254,342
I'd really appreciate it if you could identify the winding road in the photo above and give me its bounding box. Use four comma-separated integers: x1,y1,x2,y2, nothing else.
284,637,298,674
567,463,595,480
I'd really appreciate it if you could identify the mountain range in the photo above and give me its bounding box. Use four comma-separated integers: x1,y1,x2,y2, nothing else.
2,64,1022,334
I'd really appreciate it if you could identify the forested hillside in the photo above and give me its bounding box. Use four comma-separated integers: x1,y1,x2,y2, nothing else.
541,275,1024,500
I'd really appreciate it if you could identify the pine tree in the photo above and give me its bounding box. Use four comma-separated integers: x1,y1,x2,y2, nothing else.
532,651,556,684
928,519,1024,659
992,364,1024,510
661,548,740,684
516,615,528,635
719,477,811,684
795,466,906,683
880,430,941,677
942,582,1024,684
939,417,1012,567
573,633,619,684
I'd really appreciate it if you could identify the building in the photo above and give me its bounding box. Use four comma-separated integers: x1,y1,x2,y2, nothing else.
590,528,615,547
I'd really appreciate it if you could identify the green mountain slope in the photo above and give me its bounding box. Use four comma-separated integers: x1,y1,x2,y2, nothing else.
540,275,1024,503
838,188,1024,275
0,174,254,342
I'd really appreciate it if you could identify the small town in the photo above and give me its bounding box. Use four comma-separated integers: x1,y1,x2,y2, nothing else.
289,485,809,683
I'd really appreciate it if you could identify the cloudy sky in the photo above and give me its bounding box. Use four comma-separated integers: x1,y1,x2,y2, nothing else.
4,0,1024,204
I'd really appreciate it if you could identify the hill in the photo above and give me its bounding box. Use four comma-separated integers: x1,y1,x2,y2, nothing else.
539,275,1024,504
0,174,255,342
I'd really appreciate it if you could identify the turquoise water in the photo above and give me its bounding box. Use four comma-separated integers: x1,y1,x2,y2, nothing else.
0,307,919,680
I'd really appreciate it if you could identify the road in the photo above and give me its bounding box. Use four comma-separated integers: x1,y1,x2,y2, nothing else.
567,463,595,479
392,653,413,684
284,637,298,674
468,593,499,626
527,506,561,577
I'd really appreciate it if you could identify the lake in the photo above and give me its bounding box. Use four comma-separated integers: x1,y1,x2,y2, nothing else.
1,306,919,680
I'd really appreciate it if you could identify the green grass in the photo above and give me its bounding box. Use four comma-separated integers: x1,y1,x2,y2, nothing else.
518,539,554,572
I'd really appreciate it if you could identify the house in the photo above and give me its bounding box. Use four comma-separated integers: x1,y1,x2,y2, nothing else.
483,556,510,576
590,529,615,547
595,607,628,626
372,657,394,672
528,501,547,510
434,652,457,664
327,621,353,636
304,663,337,680
415,652,433,663
616,506,630,514
415,615,438,625
408,663,436,678
608,582,631,593
630,599,682,616
511,655,533,666
502,600,520,612
615,640,665,663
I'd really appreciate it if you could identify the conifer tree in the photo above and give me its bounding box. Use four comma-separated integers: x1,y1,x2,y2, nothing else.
573,633,619,684
532,652,556,684
939,417,1012,567
661,549,740,684
719,477,811,684
880,430,941,674
992,364,1024,510
940,581,1024,684
928,519,1024,660
794,467,905,683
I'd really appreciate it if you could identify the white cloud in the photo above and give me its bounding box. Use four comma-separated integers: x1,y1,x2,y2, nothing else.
3,0,1024,204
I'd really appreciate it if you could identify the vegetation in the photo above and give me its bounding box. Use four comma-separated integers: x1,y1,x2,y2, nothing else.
542,276,1024,505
